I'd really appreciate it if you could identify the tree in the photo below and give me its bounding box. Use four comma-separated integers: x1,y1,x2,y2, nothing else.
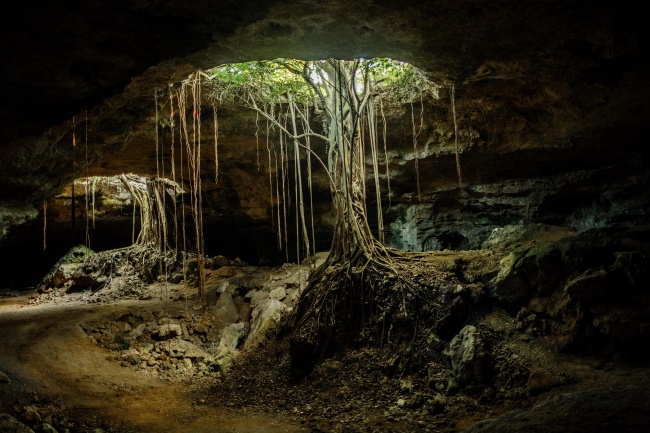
118,174,182,249
204,58,436,255
193,58,441,370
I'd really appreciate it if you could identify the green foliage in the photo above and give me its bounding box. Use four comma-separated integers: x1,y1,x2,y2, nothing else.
205,59,314,107
368,58,439,103
202,58,437,111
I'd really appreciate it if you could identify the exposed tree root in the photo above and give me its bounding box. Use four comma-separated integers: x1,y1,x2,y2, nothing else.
41,244,202,298
289,249,472,379
80,244,179,288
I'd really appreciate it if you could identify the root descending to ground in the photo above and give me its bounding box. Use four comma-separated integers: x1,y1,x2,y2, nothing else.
289,248,460,379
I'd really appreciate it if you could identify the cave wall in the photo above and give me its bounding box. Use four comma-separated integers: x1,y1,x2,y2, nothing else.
0,0,649,287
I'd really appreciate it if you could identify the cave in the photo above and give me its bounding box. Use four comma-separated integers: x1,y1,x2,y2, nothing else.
1,1,649,432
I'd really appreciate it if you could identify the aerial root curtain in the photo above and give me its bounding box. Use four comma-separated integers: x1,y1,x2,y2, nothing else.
184,58,447,368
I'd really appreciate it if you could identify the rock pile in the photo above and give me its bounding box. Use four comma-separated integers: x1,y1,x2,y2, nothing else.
80,259,312,380
485,224,650,360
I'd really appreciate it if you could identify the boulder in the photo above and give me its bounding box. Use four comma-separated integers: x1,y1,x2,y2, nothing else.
214,292,240,327
489,251,530,305
214,323,247,372
210,255,231,269
157,339,211,360
245,299,288,349
269,286,287,300
128,323,147,339
448,325,493,385
155,323,182,339
51,263,81,288
218,323,246,352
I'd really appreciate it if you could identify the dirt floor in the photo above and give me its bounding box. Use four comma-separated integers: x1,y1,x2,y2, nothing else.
0,292,308,433
1,224,650,433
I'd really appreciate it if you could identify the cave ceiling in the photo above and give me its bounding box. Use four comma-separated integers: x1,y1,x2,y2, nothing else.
0,0,648,252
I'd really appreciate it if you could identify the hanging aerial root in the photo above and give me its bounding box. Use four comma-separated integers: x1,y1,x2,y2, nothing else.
450,83,463,189
43,200,47,251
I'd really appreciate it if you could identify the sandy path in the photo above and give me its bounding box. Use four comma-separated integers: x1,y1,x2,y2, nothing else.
0,296,306,433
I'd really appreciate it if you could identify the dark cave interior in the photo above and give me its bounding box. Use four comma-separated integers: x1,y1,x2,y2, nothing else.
0,1,649,433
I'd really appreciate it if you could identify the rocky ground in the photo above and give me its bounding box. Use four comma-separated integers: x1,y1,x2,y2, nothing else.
1,224,649,433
